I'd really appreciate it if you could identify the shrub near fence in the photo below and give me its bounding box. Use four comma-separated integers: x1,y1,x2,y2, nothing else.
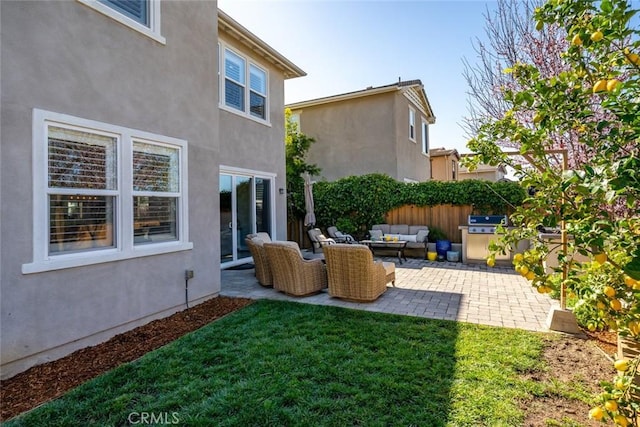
287,174,525,247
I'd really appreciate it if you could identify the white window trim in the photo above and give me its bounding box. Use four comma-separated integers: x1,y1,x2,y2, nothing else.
219,164,277,243
421,119,429,154
77,0,166,45
409,107,416,142
219,42,271,126
23,109,192,274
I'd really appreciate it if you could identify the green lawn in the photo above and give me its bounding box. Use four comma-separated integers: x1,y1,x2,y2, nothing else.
6,300,575,426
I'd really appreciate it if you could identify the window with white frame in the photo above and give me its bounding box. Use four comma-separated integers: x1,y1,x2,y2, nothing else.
421,120,429,154
409,108,416,141
77,0,165,44
101,0,149,25
24,109,191,274
289,113,301,134
222,45,269,121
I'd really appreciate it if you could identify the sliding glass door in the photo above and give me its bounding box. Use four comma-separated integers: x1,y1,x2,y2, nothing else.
220,170,274,267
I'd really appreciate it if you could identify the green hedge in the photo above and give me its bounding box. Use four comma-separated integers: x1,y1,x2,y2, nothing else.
308,174,525,234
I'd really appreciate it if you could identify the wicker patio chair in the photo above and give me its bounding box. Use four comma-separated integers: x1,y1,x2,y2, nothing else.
322,243,395,302
245,233,273,287
307,228,336,253
263,241,328,296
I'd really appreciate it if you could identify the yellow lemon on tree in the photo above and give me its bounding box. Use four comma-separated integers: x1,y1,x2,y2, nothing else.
594,253,607,264
613,415,629,427
607,79,620,91
626,52,640,65
603,286,616,298
628,320,640,336
513,253,524,264
596,301,606,310
533,112,544,123
519,265,529,276
624,275,637,287
610,298,622,311
571,34,583,46
590,30,604,42
593,80,608,93
604,400,618,412
525,271,536,281
614,359,629,372
615,378,626,390
486,257,495,267
589,406,604,421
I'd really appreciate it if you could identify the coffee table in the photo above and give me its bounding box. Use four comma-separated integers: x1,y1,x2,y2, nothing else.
359,240,408,264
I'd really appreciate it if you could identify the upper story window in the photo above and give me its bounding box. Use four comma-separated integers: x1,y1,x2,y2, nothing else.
23,109,192,274
409,108,416,141
289,113,301,134
221,45,269,123
101,0,148,25
452,160,457,180
77,0,165,44
421,120,429,154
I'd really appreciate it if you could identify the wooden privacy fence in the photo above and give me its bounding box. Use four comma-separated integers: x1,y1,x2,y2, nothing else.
288,204,474,247
384,204,473,243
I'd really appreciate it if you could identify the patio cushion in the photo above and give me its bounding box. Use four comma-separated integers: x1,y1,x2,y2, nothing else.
369,229,383,240
415,229,429,243
389,224,409,234
409,225,428,235
372,224,390,234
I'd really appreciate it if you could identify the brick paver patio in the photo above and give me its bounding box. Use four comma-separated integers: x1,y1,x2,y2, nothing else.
221,255,555,332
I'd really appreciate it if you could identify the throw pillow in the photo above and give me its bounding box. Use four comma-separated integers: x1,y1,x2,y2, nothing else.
416,229,429,243
369,229,383,240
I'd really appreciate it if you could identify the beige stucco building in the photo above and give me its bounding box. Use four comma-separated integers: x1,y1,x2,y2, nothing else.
458,155,509,181
1,1,304,379
429,147,461,181
286,80,436,183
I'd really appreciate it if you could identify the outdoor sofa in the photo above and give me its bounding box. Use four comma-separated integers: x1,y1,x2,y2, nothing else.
370,224,430,257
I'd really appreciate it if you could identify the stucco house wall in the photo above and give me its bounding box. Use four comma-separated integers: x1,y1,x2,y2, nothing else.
298,93,397,181
458,166,507,182
429,148,460,181
217,32,289,241
0,1,301,379
289,80,434,183
393,95,431,182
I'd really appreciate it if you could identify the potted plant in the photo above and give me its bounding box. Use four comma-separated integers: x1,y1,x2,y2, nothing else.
428,227,450,261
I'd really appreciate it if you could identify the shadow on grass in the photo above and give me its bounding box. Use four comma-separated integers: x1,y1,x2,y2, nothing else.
5,300,461,426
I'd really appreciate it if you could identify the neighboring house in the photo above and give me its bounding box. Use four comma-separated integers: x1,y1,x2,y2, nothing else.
458,155,509,181
286,80,436,183
429,147,460,181
0,1,304,379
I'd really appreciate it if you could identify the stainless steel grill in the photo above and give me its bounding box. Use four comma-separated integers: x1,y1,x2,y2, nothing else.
462,215,510,264
467,215,507,234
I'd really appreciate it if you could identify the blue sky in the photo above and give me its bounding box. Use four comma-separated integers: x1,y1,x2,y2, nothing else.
218,0,497,155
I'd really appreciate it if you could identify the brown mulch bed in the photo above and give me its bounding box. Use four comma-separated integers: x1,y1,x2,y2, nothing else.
0,296,619,425
522,332,616,426
0,296,253,422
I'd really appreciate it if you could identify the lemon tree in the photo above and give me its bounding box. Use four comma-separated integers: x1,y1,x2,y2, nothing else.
464,0,639,423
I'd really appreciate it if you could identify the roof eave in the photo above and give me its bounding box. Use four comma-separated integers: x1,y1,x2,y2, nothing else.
286,85,402,110
218,10,306,79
